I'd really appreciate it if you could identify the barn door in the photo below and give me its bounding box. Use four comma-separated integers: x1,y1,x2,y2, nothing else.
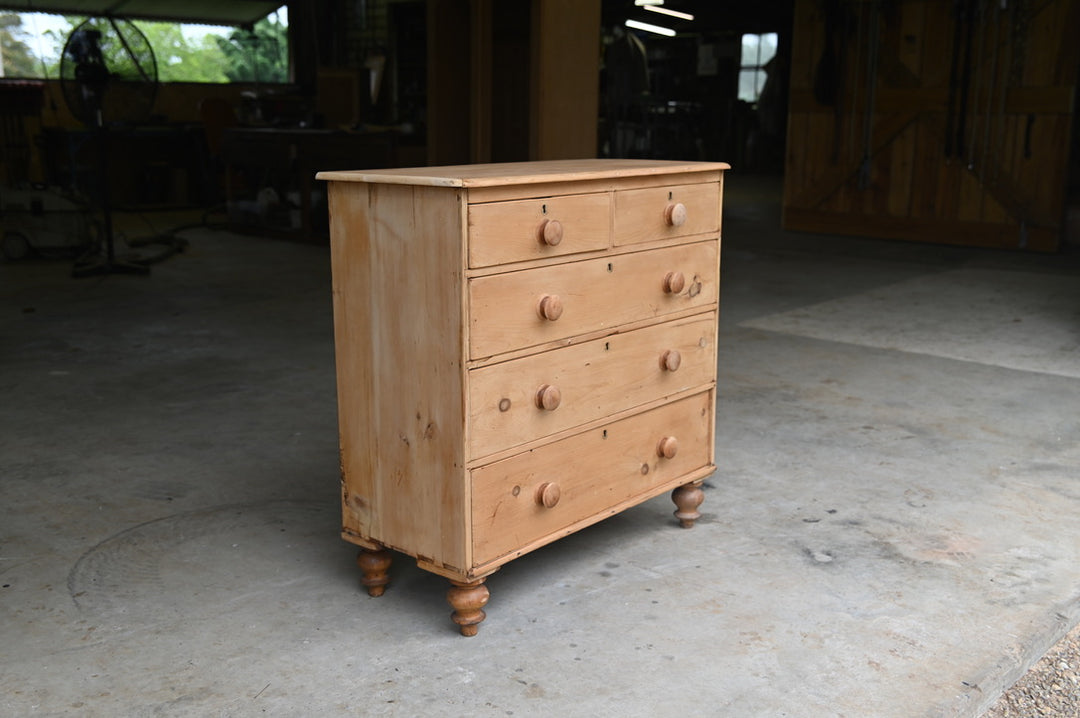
783,0,1079,251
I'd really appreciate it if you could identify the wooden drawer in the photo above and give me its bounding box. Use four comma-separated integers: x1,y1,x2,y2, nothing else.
468,240,719,359
471,391,714,565
468,312,716,460
468,193,611,268
613,182,720,246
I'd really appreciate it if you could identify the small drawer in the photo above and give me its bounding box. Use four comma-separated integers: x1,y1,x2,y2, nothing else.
613,182,720,246
471,391,713,565
468,240,719,359
468,193,611,268
468,313,716,460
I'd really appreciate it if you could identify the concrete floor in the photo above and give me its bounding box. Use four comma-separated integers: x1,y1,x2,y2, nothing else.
2,178,1080,717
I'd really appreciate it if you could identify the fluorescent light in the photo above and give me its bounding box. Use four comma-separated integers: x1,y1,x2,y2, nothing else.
625,19,676,36
643,5,694,20
634,0,665,5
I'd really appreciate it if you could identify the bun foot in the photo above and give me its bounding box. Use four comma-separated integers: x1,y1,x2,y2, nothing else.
357,548,392,597
672,481,705,528
447,578,490,636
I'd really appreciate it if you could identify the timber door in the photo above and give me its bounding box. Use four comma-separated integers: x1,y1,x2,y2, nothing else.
783,0,1079,251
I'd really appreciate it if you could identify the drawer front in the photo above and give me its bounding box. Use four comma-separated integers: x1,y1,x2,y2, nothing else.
468,312,716,460
468,241,719,359
613,182,720,246
468,193,611,268
471,391,713,565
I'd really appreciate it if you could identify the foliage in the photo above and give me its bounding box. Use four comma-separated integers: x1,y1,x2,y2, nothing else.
133,21,229,83
4,11,287,84
0,13,41,77
215,14,288,83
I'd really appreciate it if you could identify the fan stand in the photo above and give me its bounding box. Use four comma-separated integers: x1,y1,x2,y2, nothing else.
72,117,150,278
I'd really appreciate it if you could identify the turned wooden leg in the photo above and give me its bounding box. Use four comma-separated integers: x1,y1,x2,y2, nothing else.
356,547,392,597
672,480,705,528
446,578,490,637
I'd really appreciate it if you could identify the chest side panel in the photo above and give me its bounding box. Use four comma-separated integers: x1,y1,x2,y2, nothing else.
330,181,470,572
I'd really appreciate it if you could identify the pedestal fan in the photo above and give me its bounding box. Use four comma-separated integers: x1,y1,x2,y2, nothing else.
59,16,160,277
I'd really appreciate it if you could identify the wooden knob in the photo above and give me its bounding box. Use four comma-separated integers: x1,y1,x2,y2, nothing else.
535,384,562,411
657,436,679,459
660,349,682,372
663,271,686,294
538,294,563,321
536,482,561,508
665,202,687,227
538,218,563,246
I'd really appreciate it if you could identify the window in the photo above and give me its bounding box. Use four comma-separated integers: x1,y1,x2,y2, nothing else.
738,32,778,104
0,8,288,83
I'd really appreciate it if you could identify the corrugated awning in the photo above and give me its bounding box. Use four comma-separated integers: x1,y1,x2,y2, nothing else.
0,0,283,26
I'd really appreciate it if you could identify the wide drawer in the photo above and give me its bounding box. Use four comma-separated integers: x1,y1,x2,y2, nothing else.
468,240,719,359
468,192,611,268
471,391,713,565
468,312,716,460
613,182,720,246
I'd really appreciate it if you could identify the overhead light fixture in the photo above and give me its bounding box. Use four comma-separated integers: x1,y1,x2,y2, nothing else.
634,0,665,5
625,18,676,37
643,5,694,20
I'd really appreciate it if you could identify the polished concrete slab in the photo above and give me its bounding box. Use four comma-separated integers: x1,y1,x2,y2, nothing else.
2,180,1079,717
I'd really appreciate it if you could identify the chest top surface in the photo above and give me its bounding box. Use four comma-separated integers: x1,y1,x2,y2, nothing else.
316,158,731,187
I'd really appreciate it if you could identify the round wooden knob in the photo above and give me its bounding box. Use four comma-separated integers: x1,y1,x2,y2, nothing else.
538,294,563,321
657,436,679,459
663,271,686,294
536,482,561,508
538,218,563,246
660,349,682,372
535,384,562,411
665,202,688,227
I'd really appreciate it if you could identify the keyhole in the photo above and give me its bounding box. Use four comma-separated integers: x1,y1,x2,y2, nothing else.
542,204,548,214
604,342,610,351
607,263,613,272
668,191,673,200
602,430,608,439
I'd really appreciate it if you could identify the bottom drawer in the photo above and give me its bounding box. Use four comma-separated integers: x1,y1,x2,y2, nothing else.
471,391,713,566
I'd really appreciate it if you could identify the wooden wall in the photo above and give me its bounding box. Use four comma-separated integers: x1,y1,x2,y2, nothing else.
428,0,600,165
783,0,1079,251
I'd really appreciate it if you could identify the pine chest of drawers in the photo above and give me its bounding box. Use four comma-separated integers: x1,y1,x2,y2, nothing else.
317,159,727,635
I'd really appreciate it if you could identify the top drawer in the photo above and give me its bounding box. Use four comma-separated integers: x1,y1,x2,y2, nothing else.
468,193,611,268
613,182,720,246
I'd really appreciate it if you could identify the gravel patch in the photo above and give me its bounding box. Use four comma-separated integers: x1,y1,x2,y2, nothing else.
982,622,1080,717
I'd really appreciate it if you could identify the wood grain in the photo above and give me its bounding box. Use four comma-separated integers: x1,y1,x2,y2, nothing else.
468,312,716,459
471,392,714,565
317,159,730,188
329,181,471,571
468,241,719,359
613,182,721,246
468,192,611,268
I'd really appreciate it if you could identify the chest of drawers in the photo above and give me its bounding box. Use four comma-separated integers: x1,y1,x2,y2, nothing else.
318,159,727,635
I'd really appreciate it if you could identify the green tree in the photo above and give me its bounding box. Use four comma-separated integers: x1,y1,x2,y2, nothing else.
0,13,41,77
216,14,287,83
133,21,228,82
39,16,230,83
